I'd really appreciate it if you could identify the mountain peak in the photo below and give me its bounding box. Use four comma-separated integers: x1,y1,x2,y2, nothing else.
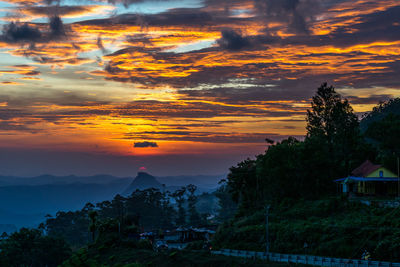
123,172,162,195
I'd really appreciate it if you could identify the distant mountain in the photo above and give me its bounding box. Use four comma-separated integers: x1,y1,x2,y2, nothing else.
0,181,131,228
0,174,131,186
123,172,162,195
0,172,223,228
123,172,224,196
157,174,225,189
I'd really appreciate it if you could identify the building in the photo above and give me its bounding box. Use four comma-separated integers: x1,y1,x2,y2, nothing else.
334,160,399,196
175,227,216,242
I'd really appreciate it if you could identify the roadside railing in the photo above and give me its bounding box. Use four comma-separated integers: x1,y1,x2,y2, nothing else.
212,249,400,267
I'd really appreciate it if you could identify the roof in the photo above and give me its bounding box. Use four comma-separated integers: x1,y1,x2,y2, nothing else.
334,176,399,183
175,227,215,234
351,160,381,177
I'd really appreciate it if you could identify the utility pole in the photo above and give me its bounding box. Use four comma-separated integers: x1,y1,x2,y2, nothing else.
265,205,271,260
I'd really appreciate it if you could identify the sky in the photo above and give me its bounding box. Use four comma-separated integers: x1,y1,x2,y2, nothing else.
0,0,399,177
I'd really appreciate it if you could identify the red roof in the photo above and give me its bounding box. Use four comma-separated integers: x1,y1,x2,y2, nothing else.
351,160,381,177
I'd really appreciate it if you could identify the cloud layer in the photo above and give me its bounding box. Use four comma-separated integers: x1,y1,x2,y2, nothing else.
0,0,399,174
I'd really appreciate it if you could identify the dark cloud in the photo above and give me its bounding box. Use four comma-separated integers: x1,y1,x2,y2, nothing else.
49,16,66,37
25,5,92,17
125,130,295,144
0,120,33,132
0,108,28,120
346,95,394,105
1,22,41,42
97,36,108,54
133,141,159,148
326,5,400,47
255,0,322,34
0,16,66,44
77,7,245,28
115,100,302,119
218,29,251,50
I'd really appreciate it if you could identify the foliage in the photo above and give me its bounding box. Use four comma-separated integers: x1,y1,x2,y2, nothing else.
213,198,400,261
187,184,202,226
61,245,279,267
358,97,400,175
43,188,180,247
360,97,400,132
0,228,71,267
365,113,400,153
306,82,363,180
42,209,90,248
171,186,187,226
225,83,370,213
215,181,237,221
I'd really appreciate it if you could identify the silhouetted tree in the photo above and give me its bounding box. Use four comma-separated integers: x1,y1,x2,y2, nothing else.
89,210,98,242
186,184,201,226
172,187,187,226
0,228,71,267
306,82,361,176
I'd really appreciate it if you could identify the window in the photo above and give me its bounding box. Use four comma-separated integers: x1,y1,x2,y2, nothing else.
379,170,384,177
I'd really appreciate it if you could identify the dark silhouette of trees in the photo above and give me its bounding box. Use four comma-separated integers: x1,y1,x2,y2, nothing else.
215,180,237,221
171,186,187,226
89,210,98,242
306,82,361,177
225,83,367,212
0,228,71,267
186,184,202,226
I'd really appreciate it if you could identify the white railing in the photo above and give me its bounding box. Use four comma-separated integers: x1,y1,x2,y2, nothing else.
211,249,400,267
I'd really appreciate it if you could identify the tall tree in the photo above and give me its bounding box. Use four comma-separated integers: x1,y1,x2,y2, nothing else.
306,82,361,176
226,158,259,213
171,187,187,226
186,184,201,226
215,180,237,221
89,210,98,242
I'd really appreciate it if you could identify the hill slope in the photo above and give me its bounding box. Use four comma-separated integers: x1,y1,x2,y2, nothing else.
360,98,400,132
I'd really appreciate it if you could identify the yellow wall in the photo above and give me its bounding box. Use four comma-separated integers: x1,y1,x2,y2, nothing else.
366,167,397,178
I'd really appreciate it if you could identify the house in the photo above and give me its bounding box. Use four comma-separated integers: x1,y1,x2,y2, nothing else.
334,160,399,196
175,227,216,242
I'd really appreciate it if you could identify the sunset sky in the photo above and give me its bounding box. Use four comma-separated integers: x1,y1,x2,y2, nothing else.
0,0,399,176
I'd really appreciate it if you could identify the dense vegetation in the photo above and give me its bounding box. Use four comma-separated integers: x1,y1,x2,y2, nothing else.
214,83,400,261
1,83,400,265
60,239,287,267
40,185,211,248
223,83,376,212
214,197,400,261
0,228,71,267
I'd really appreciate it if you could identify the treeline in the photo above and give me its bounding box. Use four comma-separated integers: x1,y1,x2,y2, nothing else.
41,185,210,247
213,83,400,261
0,185,212,266
222,83,399,214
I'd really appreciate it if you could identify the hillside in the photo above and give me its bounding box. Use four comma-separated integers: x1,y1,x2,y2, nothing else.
360,98,400,132
213,197,400,261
